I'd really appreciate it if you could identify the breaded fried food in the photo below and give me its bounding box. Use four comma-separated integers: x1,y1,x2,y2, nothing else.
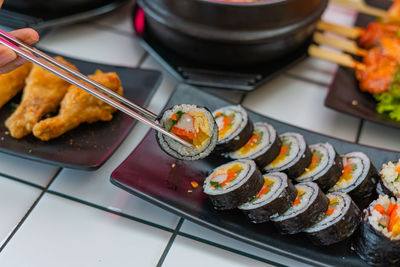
0,63,32,108
33,70,123,141
5,57,77,139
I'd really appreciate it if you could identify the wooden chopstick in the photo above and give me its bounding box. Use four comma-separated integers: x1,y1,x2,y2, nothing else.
316,21,365,39
330,0,387,18
0,29,194,148
308,45,366,70
313,32,368,56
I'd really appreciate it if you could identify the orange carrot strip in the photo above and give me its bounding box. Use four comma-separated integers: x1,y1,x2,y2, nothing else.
374,204,386,215
388,204,400,232
326,207,335,215
387,202,395,216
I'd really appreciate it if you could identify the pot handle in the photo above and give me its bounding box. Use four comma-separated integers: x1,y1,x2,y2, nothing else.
178,66,262,91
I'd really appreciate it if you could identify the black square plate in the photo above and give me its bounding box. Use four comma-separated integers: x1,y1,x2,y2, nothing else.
325,0,400,128
111,84,400,267
0,53,161,170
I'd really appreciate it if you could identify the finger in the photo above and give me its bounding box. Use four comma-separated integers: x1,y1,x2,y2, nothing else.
0,57,28,74
0,0,3,8
9,28,39,45
0,45,17,68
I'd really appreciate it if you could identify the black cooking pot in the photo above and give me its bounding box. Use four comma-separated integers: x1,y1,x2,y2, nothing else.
138,0,328,66
3,0,114,17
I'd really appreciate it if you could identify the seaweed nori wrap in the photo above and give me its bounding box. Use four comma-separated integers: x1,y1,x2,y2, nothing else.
156,104,218,160
296,143,343,192
203,159,264,210
264,132,312,178
354,195,400,266
271,182,329,234
304,192,360,246
329,152,378,210
229,122,281,168
238,172,297,223
377,179,395,198
213,105,254,153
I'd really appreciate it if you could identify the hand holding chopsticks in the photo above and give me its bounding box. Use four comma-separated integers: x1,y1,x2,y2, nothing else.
0,29,194,148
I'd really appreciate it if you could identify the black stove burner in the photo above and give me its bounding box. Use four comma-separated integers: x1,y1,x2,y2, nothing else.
133,5,310,92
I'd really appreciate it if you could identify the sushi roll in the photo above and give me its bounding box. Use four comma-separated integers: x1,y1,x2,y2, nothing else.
156,104,218,160
329,152,378,209
264,132,312,178
354,195,400,266
271,182,329,234
295,143,343,192
228,122,281,168
203,159,264,210
238,172,297,223
213,105,254,152
377,159,400,199
304,192,361,246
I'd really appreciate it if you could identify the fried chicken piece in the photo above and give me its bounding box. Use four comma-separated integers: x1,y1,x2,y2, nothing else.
32,70,123,141
5,57,77,139
0,63,32,108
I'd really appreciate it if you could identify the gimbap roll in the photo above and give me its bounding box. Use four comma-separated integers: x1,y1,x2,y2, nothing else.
203,159,264,210
228,122,281,168
377,159,400,199
213,105,254,152
329,152,378,210
264,132,312,178
156,104,218,160
354,195,400,266
271,182,329,234
295,143,343,192
304,192,360,246
238,172,297,223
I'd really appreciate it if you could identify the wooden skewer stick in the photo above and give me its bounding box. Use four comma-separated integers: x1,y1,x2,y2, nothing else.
316,21,365,39
313,32,368,56
330,0,388,18
308,45,366,70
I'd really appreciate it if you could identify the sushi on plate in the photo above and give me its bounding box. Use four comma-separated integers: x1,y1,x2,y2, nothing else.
212,105,254,152
354,195,400,266
377,159,400,199
203,159,264,210
238,172,297,223
295,142,343,192
271,182,329,234
228,122,281,168
329,152,378,209
304,192,360,246
264,132,312,178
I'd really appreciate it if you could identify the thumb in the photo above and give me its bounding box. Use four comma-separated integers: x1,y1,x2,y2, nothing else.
0,1,3,8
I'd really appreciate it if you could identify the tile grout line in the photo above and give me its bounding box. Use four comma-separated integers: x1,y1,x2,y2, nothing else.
355,119,364,144
0,172,45,190
137,52,149,68
0,168,62,253
46,190,174,233
283,73,331,88
177,231,287,267
156,218,184,267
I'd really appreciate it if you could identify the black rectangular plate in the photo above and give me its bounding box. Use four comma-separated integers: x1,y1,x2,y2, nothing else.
0,53,161,170
111,84,400,267
325,0,400,128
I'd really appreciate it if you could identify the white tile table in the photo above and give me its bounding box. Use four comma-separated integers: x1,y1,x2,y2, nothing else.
0,1,398,266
